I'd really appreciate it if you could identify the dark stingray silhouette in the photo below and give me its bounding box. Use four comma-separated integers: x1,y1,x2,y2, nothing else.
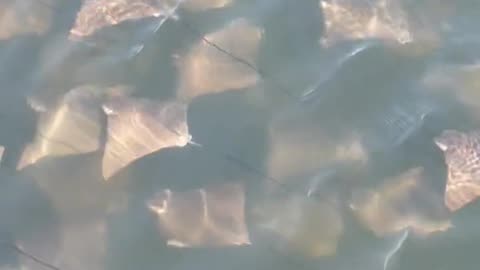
0,168,60,269
0,34,47,170
69,0,182,41
0,94,38,169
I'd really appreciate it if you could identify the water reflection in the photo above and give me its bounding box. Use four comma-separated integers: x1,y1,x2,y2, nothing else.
2,0,480,270
253,178,344,259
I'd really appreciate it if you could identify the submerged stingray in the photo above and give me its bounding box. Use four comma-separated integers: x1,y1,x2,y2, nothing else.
17,85,106,170
434,129,480,212
250,163,351,260
320,0,412,46
421,63,480,116
274,43,435,180
349,167,452,237
267,95,370,182
147,182,250,247
253,184,344,259
0,168,60,270
175,18,262,101
69,0,180,41
102,94,191,180
267,118,368,182
0,0,53,39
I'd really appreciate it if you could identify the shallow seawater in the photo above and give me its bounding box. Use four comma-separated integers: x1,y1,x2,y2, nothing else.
0,0,480,270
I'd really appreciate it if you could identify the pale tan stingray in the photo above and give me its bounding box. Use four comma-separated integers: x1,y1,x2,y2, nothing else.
320,0,412,47
147,182,251,247
69,0,181,40
18,85,106,170
0,0,52,39
101,94,191,180
266,106,368,182
175,18,262,101
349,167,452,237
252,189,343,258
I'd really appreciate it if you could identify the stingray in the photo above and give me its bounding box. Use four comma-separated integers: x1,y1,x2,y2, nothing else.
70,0,234,42
277,41,435,162
0,90,39,170
101,93,191,180
17,84,106,170
180,0,233,12
250,163,349,260
267,88,371,182
349,167,452,237
175,17,262,101
69,0,181,42
0,0,53,39
320,0,412,47
434,129,480,211
147,181,250,247
421,63,480,118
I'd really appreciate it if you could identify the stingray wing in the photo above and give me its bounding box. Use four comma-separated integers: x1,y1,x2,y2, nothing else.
444,166,480,211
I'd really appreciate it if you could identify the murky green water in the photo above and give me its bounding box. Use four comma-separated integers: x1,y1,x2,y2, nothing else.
1,1,480,270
